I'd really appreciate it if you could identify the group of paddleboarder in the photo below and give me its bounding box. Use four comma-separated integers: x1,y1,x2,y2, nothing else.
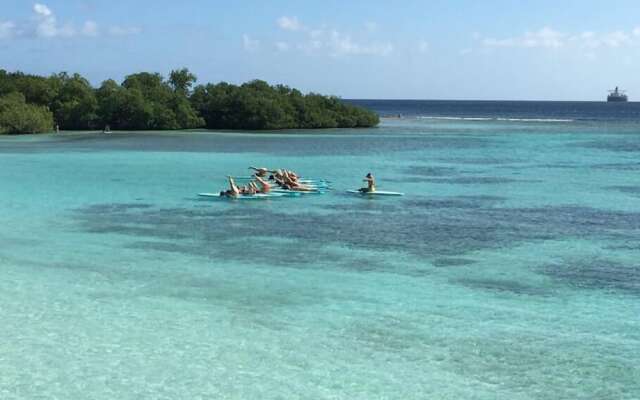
219,166,376,198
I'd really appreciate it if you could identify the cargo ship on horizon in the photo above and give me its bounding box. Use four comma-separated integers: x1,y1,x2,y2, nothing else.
607,86,628,102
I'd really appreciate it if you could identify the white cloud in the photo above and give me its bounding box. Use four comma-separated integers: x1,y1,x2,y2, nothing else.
108,26,141,36
326,30,393,56
31,3,77,38
597,31,630,47
243,34,259,51
280,23,393,57
418,40,429,53
33,3,59,38
275,41,289,51
572,30,632,48
481,26,640,51
482,27,564,48
0,21,16,39
277,16,302,31
33,3,53,18
82,20,98,37
0,3,141,40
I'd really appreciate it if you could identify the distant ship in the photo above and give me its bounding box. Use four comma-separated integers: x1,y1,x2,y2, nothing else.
607,86,628,102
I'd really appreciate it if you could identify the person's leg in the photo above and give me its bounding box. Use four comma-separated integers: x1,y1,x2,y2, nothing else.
228,176,240,194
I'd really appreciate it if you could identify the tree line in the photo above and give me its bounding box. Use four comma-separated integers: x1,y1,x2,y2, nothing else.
0,68,379,134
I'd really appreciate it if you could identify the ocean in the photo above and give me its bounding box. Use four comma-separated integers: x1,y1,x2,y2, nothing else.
1,100,639,399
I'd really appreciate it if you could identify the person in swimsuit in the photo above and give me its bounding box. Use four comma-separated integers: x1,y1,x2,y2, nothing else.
254,176,271,193
272,175,313,192
241,182,258,195
359,173,376,193
269,169,300,182
249,166,273,177
220,176,242,197
270,169,285,181
285,178,315,191
283,170,299,181
249,182,259,194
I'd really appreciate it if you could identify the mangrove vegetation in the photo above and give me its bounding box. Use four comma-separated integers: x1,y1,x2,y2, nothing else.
0,68,379,134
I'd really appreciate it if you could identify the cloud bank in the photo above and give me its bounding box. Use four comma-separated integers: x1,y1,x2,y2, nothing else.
481,26,640,50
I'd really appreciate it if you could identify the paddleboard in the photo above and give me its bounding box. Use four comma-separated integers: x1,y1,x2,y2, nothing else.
271,188,325,195
347,190,404,196
198,192,286,199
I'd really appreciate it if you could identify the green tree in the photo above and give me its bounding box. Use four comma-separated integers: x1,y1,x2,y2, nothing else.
50,73,98,130
0,92,54,134
191,79,378,130
169,68,197,96
0,68,377,132
119,71,203,129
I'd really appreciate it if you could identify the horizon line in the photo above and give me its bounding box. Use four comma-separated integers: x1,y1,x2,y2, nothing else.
343,98,635,103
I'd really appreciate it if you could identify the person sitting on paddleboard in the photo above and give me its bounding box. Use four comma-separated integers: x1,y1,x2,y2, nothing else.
359,173,376,193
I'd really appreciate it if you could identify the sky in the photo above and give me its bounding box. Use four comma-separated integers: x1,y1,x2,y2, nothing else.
1,0,639,100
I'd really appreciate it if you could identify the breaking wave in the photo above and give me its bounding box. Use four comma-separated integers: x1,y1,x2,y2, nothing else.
416,116,574,123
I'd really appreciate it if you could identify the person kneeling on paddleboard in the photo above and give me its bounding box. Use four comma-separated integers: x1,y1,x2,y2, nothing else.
359,173,376,193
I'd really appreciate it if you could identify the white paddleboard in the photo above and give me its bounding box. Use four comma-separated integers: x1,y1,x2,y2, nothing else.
347,190,404,196
198,192,286,199
271,188,324,195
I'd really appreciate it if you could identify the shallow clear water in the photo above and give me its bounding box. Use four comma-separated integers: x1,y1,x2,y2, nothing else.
1,118,639,399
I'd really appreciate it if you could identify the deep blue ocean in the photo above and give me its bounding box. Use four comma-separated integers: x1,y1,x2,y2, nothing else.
1,100,639,399
347,99,640,123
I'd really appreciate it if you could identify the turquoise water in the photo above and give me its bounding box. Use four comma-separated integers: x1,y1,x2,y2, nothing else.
1,119,639,399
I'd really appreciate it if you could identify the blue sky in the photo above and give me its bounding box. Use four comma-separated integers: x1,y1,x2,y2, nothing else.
1,0,639,100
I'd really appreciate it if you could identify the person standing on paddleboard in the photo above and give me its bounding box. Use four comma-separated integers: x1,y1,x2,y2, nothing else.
359,173,376,193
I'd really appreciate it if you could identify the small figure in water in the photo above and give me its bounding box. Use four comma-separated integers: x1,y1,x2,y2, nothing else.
359,173,376,193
